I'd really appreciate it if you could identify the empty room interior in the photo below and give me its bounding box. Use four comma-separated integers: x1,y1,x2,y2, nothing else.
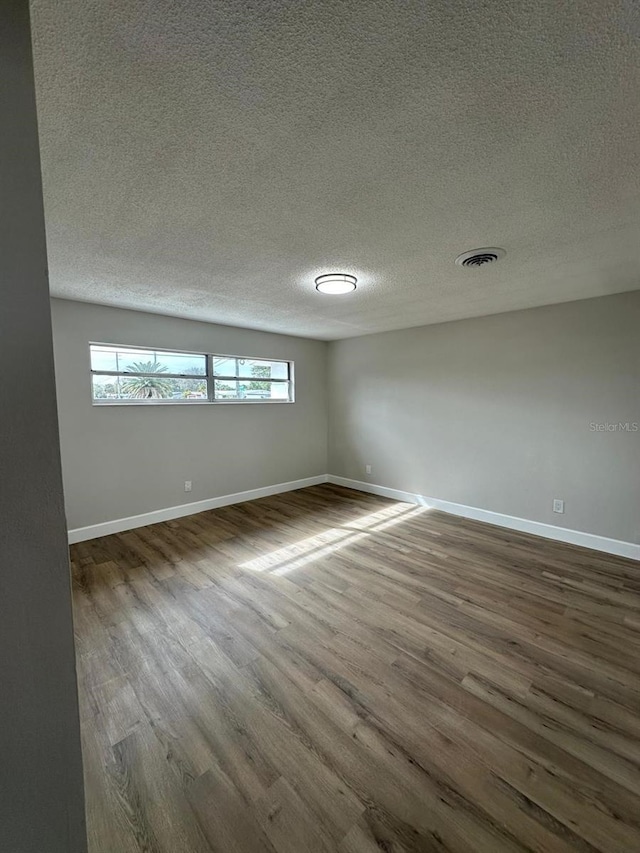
3,1,640,852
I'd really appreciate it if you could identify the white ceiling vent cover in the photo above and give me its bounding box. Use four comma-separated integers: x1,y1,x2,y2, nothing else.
455,247,506,268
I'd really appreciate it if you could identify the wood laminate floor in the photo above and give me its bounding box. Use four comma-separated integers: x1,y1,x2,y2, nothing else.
71,484,640,853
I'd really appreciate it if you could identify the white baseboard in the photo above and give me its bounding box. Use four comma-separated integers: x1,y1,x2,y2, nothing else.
327,475,640,561
67,475,329,544
68,472,639,561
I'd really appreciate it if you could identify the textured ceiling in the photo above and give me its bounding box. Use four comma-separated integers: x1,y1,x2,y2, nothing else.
31,0,640,339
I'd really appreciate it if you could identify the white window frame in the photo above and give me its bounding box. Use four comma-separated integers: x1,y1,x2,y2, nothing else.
89,342,295,406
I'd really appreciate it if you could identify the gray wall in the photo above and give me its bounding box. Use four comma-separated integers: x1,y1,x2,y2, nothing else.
0,2,87,850
51,299,328,530
328,291,640,545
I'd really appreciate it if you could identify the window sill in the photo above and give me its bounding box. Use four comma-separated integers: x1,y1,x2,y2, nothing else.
92,399,295,407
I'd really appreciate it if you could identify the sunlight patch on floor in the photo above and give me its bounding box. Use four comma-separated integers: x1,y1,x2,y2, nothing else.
239,502,430,575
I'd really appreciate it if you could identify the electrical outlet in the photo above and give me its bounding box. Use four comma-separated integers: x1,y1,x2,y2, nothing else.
184,480,192,492
553,498,564,514
365,464,372,475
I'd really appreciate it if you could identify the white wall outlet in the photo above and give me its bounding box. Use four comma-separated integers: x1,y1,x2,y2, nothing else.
365,464,372,475
553,498,564,514
184,480,192,492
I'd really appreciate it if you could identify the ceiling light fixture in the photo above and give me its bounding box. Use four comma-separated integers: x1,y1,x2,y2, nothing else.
315,273,357,294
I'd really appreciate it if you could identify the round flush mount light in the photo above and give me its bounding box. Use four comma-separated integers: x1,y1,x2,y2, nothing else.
455,247,506,268
315,273,357,294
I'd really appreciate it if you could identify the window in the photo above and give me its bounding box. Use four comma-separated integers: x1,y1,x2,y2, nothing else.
89,344,294,404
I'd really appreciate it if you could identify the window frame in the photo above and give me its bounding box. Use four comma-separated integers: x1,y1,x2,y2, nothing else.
89,342,295,406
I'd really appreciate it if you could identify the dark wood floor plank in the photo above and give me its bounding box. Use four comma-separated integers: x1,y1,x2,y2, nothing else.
111,722,214,853
242,648,567,852
187,766,277,853
71,484,640,852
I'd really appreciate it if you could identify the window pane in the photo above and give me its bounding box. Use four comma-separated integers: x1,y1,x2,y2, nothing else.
214,380,290,401
92,374,208,401
90,344,206,376
267,382,291,400
214,379,239,399
212,356,237,377
213,356,288,380
237,358,288,380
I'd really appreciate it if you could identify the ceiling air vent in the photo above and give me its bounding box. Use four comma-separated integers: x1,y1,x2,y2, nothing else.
455,247,506,268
